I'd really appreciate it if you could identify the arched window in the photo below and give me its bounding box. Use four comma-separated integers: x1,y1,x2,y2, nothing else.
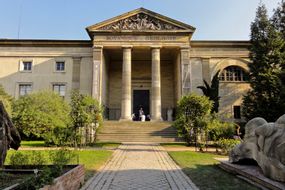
219,66,249,82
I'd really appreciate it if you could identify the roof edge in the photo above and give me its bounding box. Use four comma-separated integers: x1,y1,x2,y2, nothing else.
0,39,92,47
86,7,196,39
191,40,250,48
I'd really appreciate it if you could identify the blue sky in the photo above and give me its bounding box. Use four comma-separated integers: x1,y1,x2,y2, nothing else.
0,0,281,40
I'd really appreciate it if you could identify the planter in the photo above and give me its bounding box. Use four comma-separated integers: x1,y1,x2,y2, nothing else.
3,165,85,190
40,165,85,190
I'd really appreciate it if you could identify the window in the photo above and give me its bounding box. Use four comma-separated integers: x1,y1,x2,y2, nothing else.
233,106,241,119
19,84,32,96
55,61,65,71
219,66,248,82
20,61,32,71
53,84,66,97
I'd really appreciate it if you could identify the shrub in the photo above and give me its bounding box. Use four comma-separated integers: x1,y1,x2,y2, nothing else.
49,149,77,167
217,138,241,154
9,152,29,166
207,115,236,141
0,85,13,116
174,93,213,145
70,90,103,146
12,91,71,145
30,151,47,165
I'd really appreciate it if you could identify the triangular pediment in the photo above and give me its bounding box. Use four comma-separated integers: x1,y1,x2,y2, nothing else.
86,8,195,37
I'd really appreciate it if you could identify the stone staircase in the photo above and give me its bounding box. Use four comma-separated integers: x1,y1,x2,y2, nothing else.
96,121,183,142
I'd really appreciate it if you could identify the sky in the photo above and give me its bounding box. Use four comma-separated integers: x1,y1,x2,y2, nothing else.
0,0,281,40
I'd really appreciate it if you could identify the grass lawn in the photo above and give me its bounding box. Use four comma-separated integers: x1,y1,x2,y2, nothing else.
21,140,46,147
169,151,259,190
20,140,121,149
5,149,113,180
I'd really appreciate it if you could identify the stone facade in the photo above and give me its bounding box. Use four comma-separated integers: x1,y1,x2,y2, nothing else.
0,8,250,121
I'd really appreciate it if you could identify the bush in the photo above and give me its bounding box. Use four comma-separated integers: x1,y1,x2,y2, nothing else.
70,91,103,146
30,151,46,165
217,138,241,154
207,115,236,141
0,85,13,116
174,93,213,145
12,91,71,145
49,149,77,167
9,152,29,166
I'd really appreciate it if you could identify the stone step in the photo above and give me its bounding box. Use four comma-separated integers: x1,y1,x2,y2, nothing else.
99,131,177,134
96,121,183,143
97,138,182,142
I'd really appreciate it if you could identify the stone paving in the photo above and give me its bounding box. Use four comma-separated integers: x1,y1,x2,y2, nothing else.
82,143,198,190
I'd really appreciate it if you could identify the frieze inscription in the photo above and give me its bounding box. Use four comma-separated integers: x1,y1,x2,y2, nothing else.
105,36,178,41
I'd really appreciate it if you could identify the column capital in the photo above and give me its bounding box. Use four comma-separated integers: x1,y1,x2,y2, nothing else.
72,56,82,61
93,45,103,49
122,45,133,49
180,46,190,51
201,56,211,60
151,46,162,49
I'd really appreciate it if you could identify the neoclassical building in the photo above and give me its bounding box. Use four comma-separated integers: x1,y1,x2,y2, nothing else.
0,8,250,121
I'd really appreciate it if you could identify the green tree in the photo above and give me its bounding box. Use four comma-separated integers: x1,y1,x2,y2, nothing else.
197,71,220,113
242,4,285,122
272,0,285,40
174,93,212,146
70,90,103,146
0,85,13,115
12,91,71,145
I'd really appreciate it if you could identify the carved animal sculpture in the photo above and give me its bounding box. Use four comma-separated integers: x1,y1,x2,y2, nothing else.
229,114,285,182
0,101,21,167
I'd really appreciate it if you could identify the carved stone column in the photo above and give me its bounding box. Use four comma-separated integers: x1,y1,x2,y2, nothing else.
92,46,103,102
120,46,132,121
151,47,162,121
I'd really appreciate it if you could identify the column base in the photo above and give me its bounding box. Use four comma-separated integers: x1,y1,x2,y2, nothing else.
119,117,133,122
150,117,163,122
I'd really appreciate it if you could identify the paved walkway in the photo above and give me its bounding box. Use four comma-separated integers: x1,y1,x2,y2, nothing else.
82,143,198,190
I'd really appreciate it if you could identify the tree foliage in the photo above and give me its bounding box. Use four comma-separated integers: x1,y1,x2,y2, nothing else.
12,91,71,145
70,90,103,146
242,4,285,122
174,94,213,145
197,71,220,113
0,85,13,115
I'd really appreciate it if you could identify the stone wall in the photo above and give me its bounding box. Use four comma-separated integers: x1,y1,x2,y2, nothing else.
0,46,92,100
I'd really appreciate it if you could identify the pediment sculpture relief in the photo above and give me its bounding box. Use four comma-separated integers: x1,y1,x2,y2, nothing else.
99,13,182,31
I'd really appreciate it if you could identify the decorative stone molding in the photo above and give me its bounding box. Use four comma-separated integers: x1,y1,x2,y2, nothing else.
99,13,183,31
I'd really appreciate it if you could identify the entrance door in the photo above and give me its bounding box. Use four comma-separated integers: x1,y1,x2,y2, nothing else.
133,90,150,120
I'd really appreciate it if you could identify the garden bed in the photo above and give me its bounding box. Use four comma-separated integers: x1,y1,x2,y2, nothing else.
2,165,84,190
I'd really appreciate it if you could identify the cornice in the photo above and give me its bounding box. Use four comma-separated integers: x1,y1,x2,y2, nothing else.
0,39,92,47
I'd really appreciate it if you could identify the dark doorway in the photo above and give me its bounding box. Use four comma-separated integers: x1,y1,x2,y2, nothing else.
133,90,150,121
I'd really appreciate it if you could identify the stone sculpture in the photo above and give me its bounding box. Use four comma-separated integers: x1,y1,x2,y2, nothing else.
0,101,21,167
229,114,285,182
99,13,182,31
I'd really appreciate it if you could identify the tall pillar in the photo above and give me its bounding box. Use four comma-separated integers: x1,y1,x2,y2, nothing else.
92,46,103,103
120,46,132,121
151,47,162,121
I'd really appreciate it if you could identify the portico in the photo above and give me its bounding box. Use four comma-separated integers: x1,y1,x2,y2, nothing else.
87,8,195,121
